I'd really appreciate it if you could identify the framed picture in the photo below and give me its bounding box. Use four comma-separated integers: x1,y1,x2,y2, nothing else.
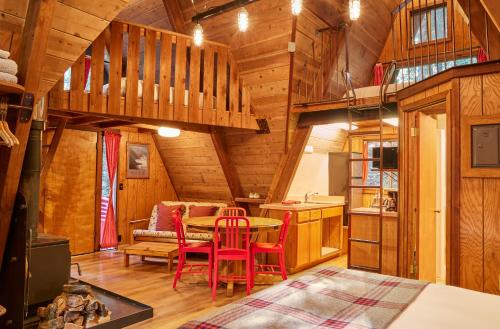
127,143,149,179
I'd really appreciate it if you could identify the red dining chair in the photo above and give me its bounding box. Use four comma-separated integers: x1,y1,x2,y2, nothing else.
250,211,291,287
220,207,247,217
172,210,213,289
212,216,251,301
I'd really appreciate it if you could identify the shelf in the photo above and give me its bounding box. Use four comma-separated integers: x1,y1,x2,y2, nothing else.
0,80,24,96
235,197,266,204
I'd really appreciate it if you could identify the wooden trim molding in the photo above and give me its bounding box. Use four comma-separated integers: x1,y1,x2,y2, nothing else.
461,114,500,178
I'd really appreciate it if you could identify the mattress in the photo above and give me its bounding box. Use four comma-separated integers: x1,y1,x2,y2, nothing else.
101,77,215,108
343,83,404,99
390,283,500,329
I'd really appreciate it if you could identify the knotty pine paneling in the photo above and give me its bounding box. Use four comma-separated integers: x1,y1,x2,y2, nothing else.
484,179,500,295
117,130,178,244
154,131,232,202
43,129,97,255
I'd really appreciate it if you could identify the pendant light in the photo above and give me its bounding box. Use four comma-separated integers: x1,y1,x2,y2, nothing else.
291,0,302,16
349,0,361,21
158,127,181,138
238,7,249,32
193,23,204,46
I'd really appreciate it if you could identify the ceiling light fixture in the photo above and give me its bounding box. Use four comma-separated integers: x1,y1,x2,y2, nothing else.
291,0,302,16
382,118,399,127
193,23,204,46
158,127,181,138
349,0,361,21
238,7,249,32
331,122,359,131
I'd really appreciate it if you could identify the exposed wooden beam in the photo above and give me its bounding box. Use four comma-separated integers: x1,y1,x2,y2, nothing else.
41,117,67,182
210,130,244,202
0,0,57,270
191,0,261,23
94,131,103,251
480,0,500,33
68,116,114,126
260,126,312,216
285,16,298,154
162,0,187,33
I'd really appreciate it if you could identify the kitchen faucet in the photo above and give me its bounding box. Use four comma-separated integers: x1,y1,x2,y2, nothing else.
305,191,319,203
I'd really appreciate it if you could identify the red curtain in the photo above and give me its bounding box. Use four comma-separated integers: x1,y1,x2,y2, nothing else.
477,47,488,63
373,63,384,86
101,131,121,249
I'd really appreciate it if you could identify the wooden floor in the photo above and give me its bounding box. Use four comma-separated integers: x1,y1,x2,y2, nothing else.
71,251,347,329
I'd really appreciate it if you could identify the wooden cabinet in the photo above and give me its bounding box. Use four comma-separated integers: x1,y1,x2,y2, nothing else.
349,213,398,275
265,205,344,273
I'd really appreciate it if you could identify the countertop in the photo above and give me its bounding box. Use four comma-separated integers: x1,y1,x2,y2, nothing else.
260,202,345,211
350,207,398,218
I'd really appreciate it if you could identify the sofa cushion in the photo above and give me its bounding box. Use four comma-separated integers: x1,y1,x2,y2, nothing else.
189,205,219,217
156,203,185,231
133,229,213,242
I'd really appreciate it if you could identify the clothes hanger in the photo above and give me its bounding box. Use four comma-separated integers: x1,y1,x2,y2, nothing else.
0,99,19,147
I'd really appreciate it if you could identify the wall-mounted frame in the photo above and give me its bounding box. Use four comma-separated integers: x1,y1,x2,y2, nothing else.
461,114,500,178
126,143,149,179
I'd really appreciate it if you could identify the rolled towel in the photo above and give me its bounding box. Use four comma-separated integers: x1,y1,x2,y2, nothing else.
0,72,18,84
0,49,10,59
0,58,17,76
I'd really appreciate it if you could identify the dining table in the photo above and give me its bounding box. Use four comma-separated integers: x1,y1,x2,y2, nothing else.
183,216,283,297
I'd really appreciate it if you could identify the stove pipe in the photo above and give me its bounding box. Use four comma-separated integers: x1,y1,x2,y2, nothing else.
19,119,43,241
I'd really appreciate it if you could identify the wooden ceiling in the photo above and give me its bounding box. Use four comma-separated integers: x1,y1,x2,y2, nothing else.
116,0,172,29
0,0,129,97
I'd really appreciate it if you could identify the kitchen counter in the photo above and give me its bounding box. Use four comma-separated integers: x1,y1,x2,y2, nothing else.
260,201,345,211
350,207,398,218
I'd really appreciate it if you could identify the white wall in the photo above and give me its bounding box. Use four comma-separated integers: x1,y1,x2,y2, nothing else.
287,153,330,200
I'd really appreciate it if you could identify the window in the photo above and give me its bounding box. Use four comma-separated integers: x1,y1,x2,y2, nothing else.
412,5,448,45
366,141,398,189
395,57,477,84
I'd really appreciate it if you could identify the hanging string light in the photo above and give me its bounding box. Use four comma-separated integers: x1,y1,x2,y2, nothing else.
238,7,249,32
349,0,361,21
291,0,302,16
193,23,204,46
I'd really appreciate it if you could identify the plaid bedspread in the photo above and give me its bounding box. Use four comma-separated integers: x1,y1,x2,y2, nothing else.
180,266,428,329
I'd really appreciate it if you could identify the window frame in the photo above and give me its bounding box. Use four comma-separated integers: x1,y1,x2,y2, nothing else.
408,1,451,48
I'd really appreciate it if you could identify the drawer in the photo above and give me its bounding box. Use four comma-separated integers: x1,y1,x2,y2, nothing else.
310,209,322,220
296,211,310,223
322,206,343,218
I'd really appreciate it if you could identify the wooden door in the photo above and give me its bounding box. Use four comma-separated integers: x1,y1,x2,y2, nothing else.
43,130,97,255
309,220,321,262
417,113,438,281
296,222,310,266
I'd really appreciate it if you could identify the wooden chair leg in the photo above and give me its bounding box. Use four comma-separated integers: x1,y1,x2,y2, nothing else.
124,253,130,267
173,252,184,289
246,257,251,296
208,251,213,288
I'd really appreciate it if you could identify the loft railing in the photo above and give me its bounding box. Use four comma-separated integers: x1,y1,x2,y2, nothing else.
48,20,258,129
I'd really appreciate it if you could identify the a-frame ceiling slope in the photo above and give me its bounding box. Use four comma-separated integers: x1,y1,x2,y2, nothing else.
0,0,129,96
116,0,172,30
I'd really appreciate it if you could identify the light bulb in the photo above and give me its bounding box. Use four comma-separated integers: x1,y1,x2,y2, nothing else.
349,0,361,21
193,23,203,47
238,7,249,32
291,0,302,16
158,127,181,138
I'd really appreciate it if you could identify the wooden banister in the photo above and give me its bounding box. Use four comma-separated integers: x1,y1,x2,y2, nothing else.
48,21,259,130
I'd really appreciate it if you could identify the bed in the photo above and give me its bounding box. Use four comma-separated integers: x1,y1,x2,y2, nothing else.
180,266,500,329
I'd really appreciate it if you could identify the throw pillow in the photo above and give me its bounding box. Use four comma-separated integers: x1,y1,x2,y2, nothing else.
155,204,185,231
189,205,219,217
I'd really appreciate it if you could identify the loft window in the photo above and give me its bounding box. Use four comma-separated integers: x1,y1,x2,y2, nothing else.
412,4,448,45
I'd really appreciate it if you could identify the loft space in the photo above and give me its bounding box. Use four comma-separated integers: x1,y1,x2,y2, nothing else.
1,0,500,328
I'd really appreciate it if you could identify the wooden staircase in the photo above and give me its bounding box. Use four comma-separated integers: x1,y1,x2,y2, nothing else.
47,21,260,130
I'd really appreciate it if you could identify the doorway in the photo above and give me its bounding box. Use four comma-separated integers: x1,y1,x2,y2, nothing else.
417,111,447,283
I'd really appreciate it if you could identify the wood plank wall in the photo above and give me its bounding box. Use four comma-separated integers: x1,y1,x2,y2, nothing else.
458,72,500,295
400,67,500,295
41,128,178,250
154,131,232,202
42,129,97,255
117,129,178,244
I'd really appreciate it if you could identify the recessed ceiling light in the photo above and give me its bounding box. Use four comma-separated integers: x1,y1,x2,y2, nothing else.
158,127,181,138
